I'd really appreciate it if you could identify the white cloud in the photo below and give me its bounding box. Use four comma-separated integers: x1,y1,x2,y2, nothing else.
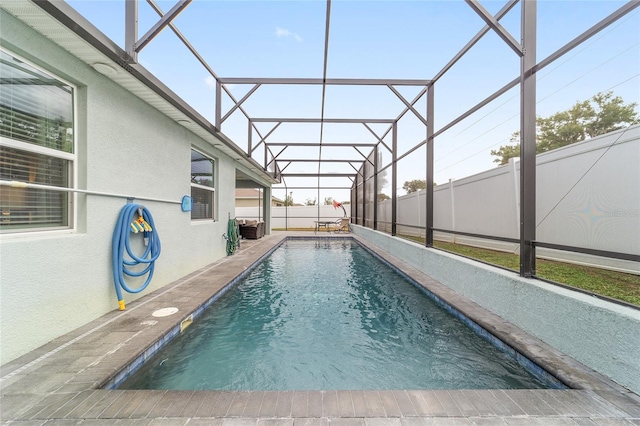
275,27,302,42
204,75,216,89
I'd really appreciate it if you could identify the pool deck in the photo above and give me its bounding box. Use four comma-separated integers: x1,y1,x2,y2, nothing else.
2,231,639,425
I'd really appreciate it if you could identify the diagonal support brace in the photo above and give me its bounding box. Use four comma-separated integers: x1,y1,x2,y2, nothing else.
387,85,428,126
465,0,523,57
135,0,192,54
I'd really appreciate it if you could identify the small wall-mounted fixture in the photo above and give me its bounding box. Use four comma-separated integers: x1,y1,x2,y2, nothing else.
177,119,192,126
92,62,118,77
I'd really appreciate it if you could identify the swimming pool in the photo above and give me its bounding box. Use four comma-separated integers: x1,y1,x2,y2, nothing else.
120,239,555,391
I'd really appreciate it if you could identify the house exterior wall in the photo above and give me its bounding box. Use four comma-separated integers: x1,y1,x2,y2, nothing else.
0,12,269,364
235,197,282,208
236,199,261,208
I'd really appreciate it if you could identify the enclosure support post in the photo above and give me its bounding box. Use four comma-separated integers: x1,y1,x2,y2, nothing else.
426,84,435,247
520,0,537,277
358,175,362,226
351,185,355,223
351,178,360,225
373,145,378,230
262,187,270,234
215,80,222,130
248,120,253,155
391,123,398,236
125,0,138,63
362,171,366,228
285,185,288,231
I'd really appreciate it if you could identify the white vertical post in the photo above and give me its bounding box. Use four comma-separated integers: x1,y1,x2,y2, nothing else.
510,157,520,244
449,178,456,243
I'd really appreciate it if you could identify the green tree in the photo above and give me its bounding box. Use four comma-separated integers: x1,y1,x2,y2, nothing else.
377,193,391,201
283,194,294,206
324,197,334,205
490,134,521,165
403,179,426,193
491,91,640,165
305,198,317,206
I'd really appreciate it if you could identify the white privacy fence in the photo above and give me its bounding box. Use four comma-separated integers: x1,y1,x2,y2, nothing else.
236,204,347,230
237,125,640,274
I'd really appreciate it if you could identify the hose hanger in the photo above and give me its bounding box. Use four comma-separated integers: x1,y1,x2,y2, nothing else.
112,203,161,310
130,206,153,233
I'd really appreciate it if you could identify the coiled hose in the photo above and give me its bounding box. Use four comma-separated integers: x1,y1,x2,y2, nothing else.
112,203,161,310
225,218,240,256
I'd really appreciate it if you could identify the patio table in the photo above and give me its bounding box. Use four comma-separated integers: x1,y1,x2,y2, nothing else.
314,220,335,234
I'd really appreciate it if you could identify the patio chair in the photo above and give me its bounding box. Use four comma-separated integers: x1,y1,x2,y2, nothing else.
334,217,351,233
239,220,264,239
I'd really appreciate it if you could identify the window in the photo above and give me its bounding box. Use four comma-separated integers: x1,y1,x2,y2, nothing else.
190,149,215,220
0,50,75,232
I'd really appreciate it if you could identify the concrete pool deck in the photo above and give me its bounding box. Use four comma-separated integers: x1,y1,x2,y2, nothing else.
1,232,639,425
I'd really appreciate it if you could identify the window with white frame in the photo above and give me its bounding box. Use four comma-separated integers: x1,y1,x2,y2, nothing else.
0,50,75,232
190,148,215,220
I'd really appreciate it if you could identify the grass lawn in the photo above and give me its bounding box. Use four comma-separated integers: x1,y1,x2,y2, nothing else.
430,240,640,307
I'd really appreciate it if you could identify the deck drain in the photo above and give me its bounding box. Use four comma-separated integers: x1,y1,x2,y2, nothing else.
152,307,179,317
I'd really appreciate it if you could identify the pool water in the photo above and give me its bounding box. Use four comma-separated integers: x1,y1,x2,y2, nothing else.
120,240,550,390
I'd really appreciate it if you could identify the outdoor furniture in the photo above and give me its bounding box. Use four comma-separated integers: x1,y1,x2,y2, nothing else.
314,220,335,234
334,217,351,233
239,220,265,239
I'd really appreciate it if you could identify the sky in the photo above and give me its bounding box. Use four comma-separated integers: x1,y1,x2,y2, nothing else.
66,0,640,204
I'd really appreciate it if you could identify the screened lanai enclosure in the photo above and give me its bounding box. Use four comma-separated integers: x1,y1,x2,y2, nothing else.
33,0,640,284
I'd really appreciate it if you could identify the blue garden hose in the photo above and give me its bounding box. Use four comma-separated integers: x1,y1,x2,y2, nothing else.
112,203,161,310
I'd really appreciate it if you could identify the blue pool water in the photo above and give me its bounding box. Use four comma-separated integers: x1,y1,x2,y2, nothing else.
120,240,550,390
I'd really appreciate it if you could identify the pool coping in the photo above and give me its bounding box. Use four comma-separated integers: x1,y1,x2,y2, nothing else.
1,231,639,423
